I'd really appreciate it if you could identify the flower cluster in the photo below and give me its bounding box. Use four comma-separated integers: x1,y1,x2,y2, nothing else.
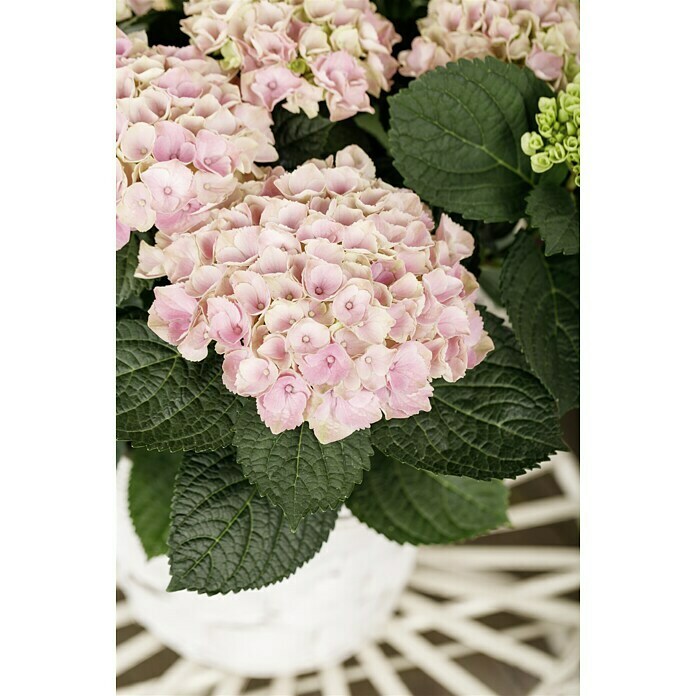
398,0,579,89
180,0,401,121
116,28,278,250
136,146,493,443
522,72,579,185
116,0,170,22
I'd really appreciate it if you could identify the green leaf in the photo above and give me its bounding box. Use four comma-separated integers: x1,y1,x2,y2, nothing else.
500,230,580,414
526,185,580,255
538,164,570,187
371,308,564,479
116,235,151,307
128,449,181,558
354,112,390,150
478,266,502,306
116,318,241,451
234,399,373,530
167,448,339,594
271,108,335,170
347,450,509,544
389,57,552,222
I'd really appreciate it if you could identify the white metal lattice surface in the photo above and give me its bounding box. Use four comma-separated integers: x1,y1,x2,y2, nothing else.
117,452,579,696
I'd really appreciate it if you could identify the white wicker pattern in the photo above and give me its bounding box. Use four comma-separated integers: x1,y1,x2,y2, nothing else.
117,451,579,696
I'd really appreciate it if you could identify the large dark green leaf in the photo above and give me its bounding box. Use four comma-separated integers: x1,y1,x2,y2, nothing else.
271,109,335,170
234,399,372,530
116,235,151,307
371,309,564,479
526,185,580,255
389,57,551,222
167,449,339,594
128,449,181,558
347,450,509,544
116,318,241,451
500,230,580,414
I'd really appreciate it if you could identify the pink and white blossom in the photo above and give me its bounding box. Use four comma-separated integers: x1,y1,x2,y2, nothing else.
181,0,400,120
398,0,579,90
138,146,493,443
115,28,277,248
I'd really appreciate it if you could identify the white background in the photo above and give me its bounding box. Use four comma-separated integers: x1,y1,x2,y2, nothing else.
0,1,694,693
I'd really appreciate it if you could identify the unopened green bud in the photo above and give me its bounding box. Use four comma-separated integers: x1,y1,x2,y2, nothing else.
559,92,579,111
220,39,242,71
531,152,553,173
288,57,309,75
536,112,555,137
564,135,579,152
521,131,543,155
566,82,580,99
538,97,557,115
547,142,567,164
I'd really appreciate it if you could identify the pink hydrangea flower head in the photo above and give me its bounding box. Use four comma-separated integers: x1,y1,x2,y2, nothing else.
115,27,277,248
398,0,579,90
138,146,493,443
181,0,401,120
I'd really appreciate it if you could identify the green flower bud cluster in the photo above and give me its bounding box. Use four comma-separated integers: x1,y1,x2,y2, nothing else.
521,74,580,186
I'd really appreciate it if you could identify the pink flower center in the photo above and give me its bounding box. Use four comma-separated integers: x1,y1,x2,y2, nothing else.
315,287,323,295
365,356,372,364
268,80,277,90
308,310,315,317
286,293,293,300
326,356,335,365
233,325,242,333
302,335,310,343
257,302,265,310
285,384,294,393
263,369,270,376
163,186,172,195
204,157,212,165
345,301,353,309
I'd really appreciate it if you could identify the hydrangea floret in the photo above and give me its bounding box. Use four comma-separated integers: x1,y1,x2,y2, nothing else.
135,146,494,444
521,72,579,185
398,0,579,90
116,0,172,22
180,0,401,121
116,27,278,249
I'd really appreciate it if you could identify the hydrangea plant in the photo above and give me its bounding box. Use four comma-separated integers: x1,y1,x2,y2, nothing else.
116,0,579,595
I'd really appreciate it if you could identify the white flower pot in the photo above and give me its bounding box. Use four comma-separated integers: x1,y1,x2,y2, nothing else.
116,458,417,677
